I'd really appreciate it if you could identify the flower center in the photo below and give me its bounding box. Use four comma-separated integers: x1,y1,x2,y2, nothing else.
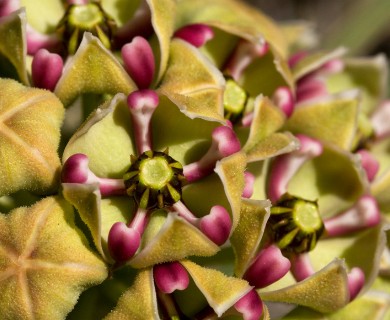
223,78,247,123
57,2,116,54
123,150,184,209
268,194,324,254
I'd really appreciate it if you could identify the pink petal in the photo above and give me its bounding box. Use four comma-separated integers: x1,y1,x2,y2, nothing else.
122,36,155,89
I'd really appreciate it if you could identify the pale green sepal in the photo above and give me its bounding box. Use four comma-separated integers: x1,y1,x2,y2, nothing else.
55,33,136,106
0,196,108,320
288,144,368,218
158,39,226,123
241,50,290,98
310,223,387,291
0,9,29,84
129,213,220,268
285,90,361,150
101,0,141,26
175,0,289,58
147,0,176,84
292,47,347,80
243,95,299,162
20,0,63,33
326,54,388,116
0,79,64,197
244,95,286,147
214,151,247,232
246,132,300,163
261,259,349,313
151,96,220,165
104,269,160,320
231,199,271,277
62,183,108,261
63,93,136,178
181,260,253,317
283,291,390,320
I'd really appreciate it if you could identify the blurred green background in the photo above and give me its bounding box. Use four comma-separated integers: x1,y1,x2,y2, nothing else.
246,0,390,57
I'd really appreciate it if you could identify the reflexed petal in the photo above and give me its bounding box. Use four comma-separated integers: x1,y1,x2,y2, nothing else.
159,38,226,123
231,199,271,277
105,269,159,320
55,33,136,106
181,260,253,317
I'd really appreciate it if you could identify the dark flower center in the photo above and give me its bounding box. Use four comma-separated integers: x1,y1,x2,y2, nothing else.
57,2,116,54
268,194,325,254
123,150,184,209
223,78,247,123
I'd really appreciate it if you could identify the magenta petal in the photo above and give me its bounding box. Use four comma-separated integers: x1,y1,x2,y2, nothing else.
272,86,294,117
153,262,190,294
242,171,255,198
268,134,323,203
347,267,365,301
234,289,263,320
225,39,269,81
174,24,214,47
0,0,20,17
319,58,344,75
26,25,61,55
356,149,380,182
288,51,308,68
122,36,155,89
108,222,141,263
127,89,159,154
296,76,327,103
61,153,90,184
243,245,291,288
183,126,241,182
290,253,315,281
199,205,232,245
62,154,126,196
32,48,63,91
324,195,380,237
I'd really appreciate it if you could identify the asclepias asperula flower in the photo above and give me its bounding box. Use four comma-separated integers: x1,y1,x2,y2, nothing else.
1,0,390,319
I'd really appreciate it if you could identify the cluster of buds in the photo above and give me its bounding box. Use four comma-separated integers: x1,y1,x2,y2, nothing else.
0,0,389,319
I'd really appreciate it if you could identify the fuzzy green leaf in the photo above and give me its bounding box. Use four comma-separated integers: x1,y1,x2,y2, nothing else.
0,79,64,197
0,196,107,319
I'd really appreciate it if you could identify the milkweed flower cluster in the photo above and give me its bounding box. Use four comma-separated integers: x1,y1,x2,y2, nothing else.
0,0,389,319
